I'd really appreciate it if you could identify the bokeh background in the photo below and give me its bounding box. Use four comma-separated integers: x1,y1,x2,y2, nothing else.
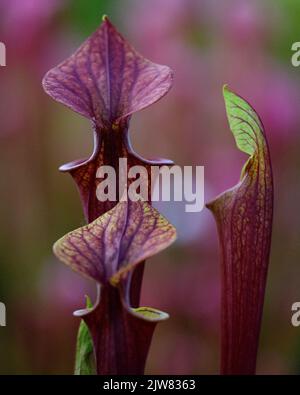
0,0,300,374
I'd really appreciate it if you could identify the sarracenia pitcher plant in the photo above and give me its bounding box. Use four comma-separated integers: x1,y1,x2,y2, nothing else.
43,16,176,374
43,15,274,376
207,86,273,375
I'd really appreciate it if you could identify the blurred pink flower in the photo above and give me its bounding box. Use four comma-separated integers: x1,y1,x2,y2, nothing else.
0,0,69,137
0,0,67,72
39,259,94,309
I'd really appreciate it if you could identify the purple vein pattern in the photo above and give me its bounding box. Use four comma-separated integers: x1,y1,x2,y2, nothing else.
54,200,176,374
206,86,273,375
44,17,175,374
42,16,173,224
42,16,172,128
43,16,174,308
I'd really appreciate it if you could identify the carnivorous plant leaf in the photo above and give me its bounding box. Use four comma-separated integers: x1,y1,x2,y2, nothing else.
53,200,176,286
53,200,176,374
74,296,95,375
42,15,172,127
42,16,173,223
43,16,173,310
206,85,273,375
45,16,175,375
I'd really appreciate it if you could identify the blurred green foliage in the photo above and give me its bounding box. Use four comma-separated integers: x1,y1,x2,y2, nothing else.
272,0,300,63
66,0,119,35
